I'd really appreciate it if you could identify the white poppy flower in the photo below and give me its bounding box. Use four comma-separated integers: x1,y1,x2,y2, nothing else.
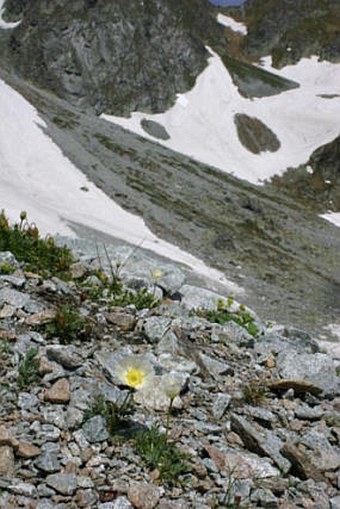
115,355,155,390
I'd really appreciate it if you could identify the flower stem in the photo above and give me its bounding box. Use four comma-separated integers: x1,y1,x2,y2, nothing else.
119,389,132,415
165,397,174,442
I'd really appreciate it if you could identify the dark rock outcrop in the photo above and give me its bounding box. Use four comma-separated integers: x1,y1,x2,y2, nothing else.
2,0,217,115
242,0,340,67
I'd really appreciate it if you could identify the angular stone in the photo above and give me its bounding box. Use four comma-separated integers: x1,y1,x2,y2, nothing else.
217,321,255,348
301,430,340,471
66,406,84,430
0,288,30,308
35,451,61,473
82,415,109,443
106,310,136,331
212,393,231,420
44,378,70,404
46,473,78,495
0,304,16,319
0,426,18,448
128,482,160,509
295,404,324,420
18,392,39,410
0,446,15,476
281,443,326,482
25,309,56,326
16,442,41,459
74,488,99,507
330,496,340,509
276,351,338,396
8,482,36,497
198,353,234,378
143,316,172,343
46,345,84,370
230,414,291,473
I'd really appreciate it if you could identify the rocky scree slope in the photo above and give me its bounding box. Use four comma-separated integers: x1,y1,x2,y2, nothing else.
1,0,223,115
0,235,340,509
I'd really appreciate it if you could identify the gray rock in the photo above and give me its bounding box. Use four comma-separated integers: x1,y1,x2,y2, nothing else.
82,415,109,443
46,344,84,370
216,321,255,348
157,330,180,355
230,414,291,473
212,393,231,420
46,473,78,496
36,502,55,509
66,406,84,430
18,392,39,410
180,285,229,311
198,353,234,378
99,498,133,509
36,424,61,443
140,119,170,141
143,316,172,344
8,482,36,497
41,406,66,429
0,288,30,308
295,404,324,420
330,496,340,509
301,430,340,471
35,451,61,473
244,405,277,425
251,488,279,508
0,275,26,288
276,351,339,395
0,251,20,268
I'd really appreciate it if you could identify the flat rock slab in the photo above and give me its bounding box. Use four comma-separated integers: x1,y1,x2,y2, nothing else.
276,351,338,396
230,414,291,473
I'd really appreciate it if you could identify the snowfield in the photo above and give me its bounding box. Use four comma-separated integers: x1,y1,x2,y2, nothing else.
0,78,242,293
103,49,340,188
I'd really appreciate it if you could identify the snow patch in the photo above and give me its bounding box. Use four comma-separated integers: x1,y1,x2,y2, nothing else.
217,13,247,35
320,212,340,229
103,50,340,185
0,79,243,294
0,0,21,29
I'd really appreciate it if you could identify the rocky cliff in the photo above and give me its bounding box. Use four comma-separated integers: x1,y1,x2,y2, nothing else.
2,0,219,115
241,0,340,67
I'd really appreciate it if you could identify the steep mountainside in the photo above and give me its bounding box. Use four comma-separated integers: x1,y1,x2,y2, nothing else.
2,0,222,115
240,0,340,67
271,136,340,213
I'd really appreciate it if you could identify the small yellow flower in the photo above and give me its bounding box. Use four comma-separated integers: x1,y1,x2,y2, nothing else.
116,355,155,390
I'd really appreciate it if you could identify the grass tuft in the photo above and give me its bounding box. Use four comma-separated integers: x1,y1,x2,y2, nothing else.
0,210,73,279
18,348,40,390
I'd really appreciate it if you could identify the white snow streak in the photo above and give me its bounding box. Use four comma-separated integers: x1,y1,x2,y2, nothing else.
0,0,21,29
217,13,247,35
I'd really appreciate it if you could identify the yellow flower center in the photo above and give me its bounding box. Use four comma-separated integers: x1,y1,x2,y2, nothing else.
126,368,144,388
